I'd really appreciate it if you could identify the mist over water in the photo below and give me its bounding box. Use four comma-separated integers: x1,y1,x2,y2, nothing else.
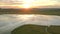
0,14,60,34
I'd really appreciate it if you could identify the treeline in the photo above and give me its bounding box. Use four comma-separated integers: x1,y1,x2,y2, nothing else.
0,8,60,15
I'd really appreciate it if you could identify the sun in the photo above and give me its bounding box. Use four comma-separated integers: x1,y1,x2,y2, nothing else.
22,0,34,8
22,4,30,8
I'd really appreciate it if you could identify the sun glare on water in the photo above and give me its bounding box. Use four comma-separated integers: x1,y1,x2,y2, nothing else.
17,15,35,20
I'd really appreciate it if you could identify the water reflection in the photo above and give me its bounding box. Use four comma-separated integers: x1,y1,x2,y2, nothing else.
17,15,35,21
0,14,60,34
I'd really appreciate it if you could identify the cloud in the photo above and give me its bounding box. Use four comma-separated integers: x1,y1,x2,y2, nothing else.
0,0,60,8
0,0,23,5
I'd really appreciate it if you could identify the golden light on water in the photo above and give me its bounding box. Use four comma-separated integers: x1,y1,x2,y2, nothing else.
17,15,35,20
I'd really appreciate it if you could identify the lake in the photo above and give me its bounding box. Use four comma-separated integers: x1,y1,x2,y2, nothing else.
0,14,60,34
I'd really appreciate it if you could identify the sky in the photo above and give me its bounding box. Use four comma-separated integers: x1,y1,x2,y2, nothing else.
0,0,60,8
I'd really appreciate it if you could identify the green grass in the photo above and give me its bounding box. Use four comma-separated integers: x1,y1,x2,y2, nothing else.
48,26,60,34
11,24,60,34
11,24,48,34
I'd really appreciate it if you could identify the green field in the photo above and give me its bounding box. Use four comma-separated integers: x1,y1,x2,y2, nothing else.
0,8,60,16
11,24,60,34
48,26,60,34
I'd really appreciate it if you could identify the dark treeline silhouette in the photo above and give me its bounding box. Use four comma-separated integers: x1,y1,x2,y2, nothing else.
0,8,60,15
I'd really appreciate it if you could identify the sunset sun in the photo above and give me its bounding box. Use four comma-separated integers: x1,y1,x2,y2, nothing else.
22,0,35,8
22,4,30,8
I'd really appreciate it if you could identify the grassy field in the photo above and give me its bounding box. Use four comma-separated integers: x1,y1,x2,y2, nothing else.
0,8,60,16
11,24,48,34
48,26,60,34
11,24,60,34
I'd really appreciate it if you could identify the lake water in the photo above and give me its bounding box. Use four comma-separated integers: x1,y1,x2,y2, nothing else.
0,14,60,34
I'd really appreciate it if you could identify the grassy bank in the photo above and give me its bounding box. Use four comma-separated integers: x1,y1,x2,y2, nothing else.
11,24,60,34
